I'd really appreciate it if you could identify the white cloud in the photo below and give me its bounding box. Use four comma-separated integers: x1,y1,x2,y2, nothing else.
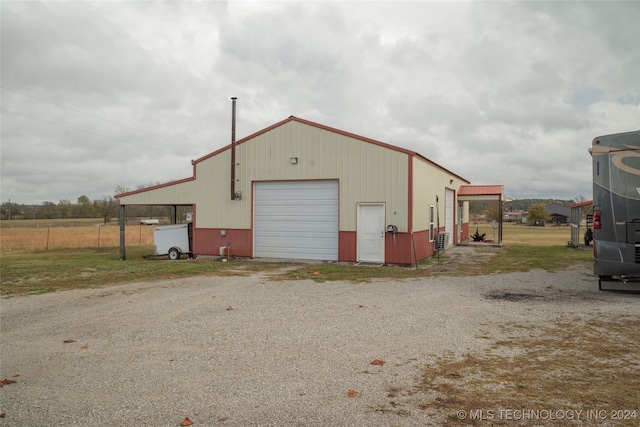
1,0,638,205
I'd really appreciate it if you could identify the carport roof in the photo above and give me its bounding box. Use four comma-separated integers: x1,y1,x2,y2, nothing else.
568,200,593,208
458,185,504,201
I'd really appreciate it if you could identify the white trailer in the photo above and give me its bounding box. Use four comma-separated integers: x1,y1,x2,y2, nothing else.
153,223,193,260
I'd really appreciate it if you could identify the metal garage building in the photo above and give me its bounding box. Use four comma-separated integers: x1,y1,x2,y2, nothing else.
116,114,477,265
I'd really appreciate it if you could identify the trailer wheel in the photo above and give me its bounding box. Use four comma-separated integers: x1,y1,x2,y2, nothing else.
168,248,181,260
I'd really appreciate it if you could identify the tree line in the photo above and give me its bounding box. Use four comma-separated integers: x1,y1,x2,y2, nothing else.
3,192,585,224
470,197,588,225
1,197,174,223
1,184,176,223
469,198,581,216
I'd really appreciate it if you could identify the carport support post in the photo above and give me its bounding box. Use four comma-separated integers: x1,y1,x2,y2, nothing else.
119,205,126,260
170,205,177,224
499,200,503,244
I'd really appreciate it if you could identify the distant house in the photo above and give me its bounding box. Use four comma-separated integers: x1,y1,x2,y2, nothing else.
140,219,159,225
503,210,527,223
545,203,570,224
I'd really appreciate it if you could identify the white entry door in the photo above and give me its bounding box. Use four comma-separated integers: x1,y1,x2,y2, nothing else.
357,203,385,263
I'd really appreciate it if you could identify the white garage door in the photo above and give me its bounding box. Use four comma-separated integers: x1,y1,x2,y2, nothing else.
254,180,338,260
445,188,455,246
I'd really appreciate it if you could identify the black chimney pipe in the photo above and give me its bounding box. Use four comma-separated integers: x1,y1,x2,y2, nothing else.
231,97,237,200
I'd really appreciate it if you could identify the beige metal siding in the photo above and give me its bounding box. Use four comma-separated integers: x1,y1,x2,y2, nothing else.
190,153,248,228
412,157,466,232
117,180,197,205
198,121,409,231
120,120,411,231
461,201,469,223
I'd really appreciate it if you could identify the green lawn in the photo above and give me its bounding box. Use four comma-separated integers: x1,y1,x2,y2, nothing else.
1,244,593,297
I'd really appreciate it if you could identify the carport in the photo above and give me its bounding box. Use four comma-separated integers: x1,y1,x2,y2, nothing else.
568,200,593,247
457,185,505,244
118,203,193,260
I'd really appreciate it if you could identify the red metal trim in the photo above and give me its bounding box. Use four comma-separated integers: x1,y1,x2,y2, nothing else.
117,116,470,200
114,176,195,199
407,155,413,232
568,200,593,208
193,116,469,184
339,231,357,262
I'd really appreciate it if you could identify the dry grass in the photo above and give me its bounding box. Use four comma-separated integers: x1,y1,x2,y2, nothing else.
419,245,592,278
1,222,154,254
1,219,575,254
473,222,574,246
415,315,640,425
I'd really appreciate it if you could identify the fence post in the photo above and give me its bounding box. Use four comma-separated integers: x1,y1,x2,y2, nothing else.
46,226,50,251
119,205,126,260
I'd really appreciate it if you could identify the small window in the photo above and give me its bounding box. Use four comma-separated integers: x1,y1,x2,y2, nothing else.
429,204,435,242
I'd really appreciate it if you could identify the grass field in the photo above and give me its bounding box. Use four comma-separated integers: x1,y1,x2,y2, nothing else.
0,219,591,297
1,219,156,253
471,222,574,246
0,219,576,253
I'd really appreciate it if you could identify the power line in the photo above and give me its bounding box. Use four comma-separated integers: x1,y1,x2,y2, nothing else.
0,85,209,152
1,107,180,156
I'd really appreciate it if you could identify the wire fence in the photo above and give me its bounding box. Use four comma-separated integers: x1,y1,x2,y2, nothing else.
1,224,154,253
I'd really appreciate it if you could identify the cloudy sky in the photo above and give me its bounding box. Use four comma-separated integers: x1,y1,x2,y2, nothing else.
1,0,638,205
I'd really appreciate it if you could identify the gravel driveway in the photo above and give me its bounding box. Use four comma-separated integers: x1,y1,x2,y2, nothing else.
1,255,638,426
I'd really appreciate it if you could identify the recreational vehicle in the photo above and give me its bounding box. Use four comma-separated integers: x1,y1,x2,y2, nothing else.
591,130,640,291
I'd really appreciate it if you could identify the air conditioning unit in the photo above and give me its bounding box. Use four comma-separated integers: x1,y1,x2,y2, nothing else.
436,232,449,250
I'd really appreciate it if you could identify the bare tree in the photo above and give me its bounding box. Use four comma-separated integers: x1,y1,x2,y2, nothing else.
113,185,129,197
573,195,587,204
96,195,118,224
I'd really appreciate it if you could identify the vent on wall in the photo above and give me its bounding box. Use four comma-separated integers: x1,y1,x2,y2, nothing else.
437,232,449,250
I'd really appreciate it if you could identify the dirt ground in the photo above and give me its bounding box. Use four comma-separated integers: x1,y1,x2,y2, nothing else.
1,246,638,427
